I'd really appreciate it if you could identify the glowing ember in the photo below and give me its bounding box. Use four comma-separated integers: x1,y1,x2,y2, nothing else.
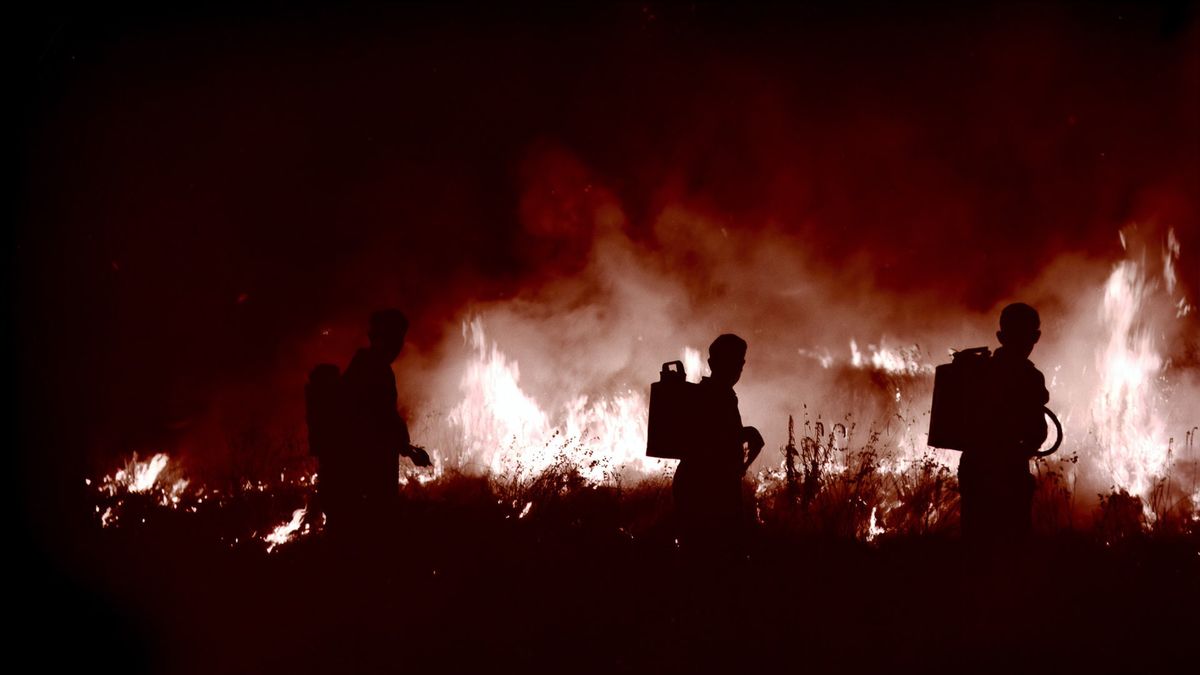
399,451,445,486
866,506,885,542
264,508,308,553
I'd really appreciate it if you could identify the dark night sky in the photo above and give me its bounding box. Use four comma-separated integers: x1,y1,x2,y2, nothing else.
14,1,1200,539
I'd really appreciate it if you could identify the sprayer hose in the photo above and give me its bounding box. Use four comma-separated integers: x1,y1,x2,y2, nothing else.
1034,407,1063,458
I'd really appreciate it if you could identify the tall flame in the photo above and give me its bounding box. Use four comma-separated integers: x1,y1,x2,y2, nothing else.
116,453,170,493
449,317,553,477
448,317,668,482
1091,259,1171,497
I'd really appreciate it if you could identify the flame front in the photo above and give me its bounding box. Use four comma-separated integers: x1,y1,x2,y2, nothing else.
89,227,1197,541
448,317,667,483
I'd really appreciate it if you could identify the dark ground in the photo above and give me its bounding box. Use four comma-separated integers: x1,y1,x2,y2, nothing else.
20,485,1199,675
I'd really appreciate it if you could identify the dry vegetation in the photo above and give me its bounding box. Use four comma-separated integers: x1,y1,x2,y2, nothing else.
77,417,1200,675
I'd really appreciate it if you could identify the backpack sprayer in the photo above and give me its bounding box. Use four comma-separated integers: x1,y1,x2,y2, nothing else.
927,347,1062,457
646,361,697,460
646,360,765,471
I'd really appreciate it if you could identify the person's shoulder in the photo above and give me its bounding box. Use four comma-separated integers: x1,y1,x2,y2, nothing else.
1027,360,1045,379
1016,356,1045,381
345,348,369,370
989,351,1045,382
1018,358,1048,401
343,348,383,380
696,377,735,404
990,350,1041,372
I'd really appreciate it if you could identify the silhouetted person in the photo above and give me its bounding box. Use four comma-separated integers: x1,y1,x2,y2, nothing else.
673,334,764,567
670,334,763,665
958,303,1048,544
324,309,430,537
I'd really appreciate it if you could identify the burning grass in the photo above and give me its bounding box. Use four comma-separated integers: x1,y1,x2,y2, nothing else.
90,415,1199,557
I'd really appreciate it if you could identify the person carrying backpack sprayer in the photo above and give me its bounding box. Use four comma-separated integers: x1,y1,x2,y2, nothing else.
928,303,1062,545
306,310,431,539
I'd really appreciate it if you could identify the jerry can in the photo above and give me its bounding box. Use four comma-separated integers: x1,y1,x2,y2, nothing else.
927,347,991,451
646,361,697,460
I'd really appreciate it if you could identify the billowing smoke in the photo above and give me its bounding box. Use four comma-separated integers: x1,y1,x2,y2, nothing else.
395,143,1197,514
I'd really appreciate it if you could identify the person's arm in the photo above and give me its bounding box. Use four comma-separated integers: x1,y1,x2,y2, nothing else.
363,368,419,463
742,426,765,473
393,414,432,466
1019,370,1050,454
385,388,432,467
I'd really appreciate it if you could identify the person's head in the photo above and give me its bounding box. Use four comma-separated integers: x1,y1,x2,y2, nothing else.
368,309,409,362
997,302,1041,358
708,333,747,388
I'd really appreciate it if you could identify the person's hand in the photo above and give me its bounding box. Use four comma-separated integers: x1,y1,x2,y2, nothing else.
742,426,765,452
405,445,432,467
742,426,765,474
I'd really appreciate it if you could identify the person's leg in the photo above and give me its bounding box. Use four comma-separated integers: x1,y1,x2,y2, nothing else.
958,466,979,542
1021,470,1035,537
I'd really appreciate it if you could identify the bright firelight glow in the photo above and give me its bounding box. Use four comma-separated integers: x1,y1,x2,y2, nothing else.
115,453,170,493
1091,259,1172,498
448,317,668,483
849,339,933,376
264,508,309,553
88,228,1197,542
